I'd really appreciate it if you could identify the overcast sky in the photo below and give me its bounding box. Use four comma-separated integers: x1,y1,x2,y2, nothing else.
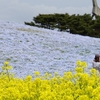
0,0,100,24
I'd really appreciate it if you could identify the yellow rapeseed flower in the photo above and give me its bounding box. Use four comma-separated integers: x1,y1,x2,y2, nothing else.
4,61,9,65
25,75,32,81
75,67,83,73
90,68,97,75
34,71,40,76
0,60,100,99
77,95,89,100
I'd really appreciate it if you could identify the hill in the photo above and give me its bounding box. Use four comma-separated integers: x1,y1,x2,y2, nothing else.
0,20,100,77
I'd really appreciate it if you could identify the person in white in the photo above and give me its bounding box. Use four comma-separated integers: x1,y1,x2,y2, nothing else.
92,54,100,71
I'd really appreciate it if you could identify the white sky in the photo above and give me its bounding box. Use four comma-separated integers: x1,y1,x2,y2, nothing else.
0,0,100,24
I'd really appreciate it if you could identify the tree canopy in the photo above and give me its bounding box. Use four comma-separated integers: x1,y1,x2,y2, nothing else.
25,13,100,38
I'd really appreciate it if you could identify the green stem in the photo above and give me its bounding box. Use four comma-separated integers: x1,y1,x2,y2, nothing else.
6,69,10,81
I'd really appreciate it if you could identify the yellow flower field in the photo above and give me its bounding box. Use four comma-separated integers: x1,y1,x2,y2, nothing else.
0,60,100,100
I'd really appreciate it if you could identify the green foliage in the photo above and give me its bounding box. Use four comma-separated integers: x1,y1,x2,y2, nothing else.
24,21,35,26
25,13,100,38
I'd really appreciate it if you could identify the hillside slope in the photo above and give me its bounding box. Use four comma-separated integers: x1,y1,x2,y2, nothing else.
0,20,100,77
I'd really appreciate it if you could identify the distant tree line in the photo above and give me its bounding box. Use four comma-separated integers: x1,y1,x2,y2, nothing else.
25,13,100,38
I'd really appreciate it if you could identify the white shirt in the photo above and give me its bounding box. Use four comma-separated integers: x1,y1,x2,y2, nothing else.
92,61,100,71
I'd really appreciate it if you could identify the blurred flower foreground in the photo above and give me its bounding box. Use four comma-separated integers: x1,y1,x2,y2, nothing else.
0,60,100,100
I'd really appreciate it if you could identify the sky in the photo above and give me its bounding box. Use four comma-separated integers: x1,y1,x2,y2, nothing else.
0,0,100,24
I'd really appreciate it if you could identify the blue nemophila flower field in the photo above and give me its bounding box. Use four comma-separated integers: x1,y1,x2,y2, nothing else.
0,20,100,77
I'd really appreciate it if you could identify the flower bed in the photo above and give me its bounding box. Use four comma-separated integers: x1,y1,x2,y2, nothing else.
0,61,100,100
